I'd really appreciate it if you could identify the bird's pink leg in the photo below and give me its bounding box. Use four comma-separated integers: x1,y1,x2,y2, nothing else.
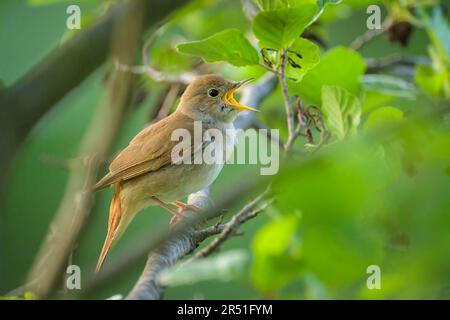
152,196,182,224
170,201,201,224
172,200,201,212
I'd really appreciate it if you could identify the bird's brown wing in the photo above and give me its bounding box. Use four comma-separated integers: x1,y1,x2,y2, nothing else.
94,112,204,190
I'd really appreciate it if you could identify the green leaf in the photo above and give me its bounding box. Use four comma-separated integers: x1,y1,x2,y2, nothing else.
251,214,303,292
321,85,361,140
285,38,320,82
150,44,194,73
361,90,394,114
415,64,448,98
364,106,404,130
290,47,366,105
344,0,381,7
361,74,417,99
253,0,312,11
253,0,284,10
273,144,386,290
23,292,37,300
0,291,36,300
317,0,341,8
252,4,318,50
303,226,379,288
315,0,342,21
177,29,259,67
158,250,248,286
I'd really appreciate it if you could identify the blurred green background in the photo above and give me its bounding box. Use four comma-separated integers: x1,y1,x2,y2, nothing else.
1,0,449,299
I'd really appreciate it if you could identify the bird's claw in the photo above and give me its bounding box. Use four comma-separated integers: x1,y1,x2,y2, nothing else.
169,202,202,225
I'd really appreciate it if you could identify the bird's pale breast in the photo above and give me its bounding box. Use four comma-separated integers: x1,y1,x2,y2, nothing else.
120,124,236,213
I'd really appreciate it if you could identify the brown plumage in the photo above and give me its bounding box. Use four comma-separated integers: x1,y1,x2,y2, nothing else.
94,112,199,191
94,74,256,271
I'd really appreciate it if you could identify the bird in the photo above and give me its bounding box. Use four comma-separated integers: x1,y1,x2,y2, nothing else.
93,74,256,271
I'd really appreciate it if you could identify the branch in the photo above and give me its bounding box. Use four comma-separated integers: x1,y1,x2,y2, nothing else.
192,192,273,259
240,0,260,20
193,223,229,243
126,189,212,300
350,17,393,51
151,84,181,122
0,0,188,154
125,188,271,300
280,52,295,142
114,28,197,85
25,3,147,299
82,176,264,297
365,54,430,79
278,51,300,153
114,60,196,85
0,0,189,214
252,121,285,148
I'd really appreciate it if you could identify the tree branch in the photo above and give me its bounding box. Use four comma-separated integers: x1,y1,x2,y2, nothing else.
278,51,301,153
365,54,430,79
126,189,212,300
26,1,148,299
114,28,197,85
125,188,272,300
1,0,188,151
0,0,189,212
350,17,393,51
280,52,295,143
192,192,273,260
240,0,260,21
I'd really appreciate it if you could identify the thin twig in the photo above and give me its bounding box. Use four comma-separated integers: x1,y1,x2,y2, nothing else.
240,0,260,20
152,84,181,122
115,27,197,84
365,54,430,72
284,123,303,152
194,224,227,243
114,60,196,85
193,196,273,260
125,187,272,300
278,51,296,152
252,121,285,148
350,17,393,51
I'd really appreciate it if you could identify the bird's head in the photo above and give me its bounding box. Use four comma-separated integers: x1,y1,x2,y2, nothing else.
179,74,257,123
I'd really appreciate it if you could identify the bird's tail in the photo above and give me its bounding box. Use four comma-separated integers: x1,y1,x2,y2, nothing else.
96,182,131,272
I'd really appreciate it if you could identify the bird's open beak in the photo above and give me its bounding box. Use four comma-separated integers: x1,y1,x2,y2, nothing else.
224,78,258,112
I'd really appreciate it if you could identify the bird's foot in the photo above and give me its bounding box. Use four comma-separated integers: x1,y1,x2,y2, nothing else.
173,201,201,212
169,201,201,225
152,196,183,225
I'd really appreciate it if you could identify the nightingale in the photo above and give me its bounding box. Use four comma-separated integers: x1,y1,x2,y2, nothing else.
94,74,256,271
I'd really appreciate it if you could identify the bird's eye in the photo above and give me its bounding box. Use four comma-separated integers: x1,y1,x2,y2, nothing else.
208,88,219,97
